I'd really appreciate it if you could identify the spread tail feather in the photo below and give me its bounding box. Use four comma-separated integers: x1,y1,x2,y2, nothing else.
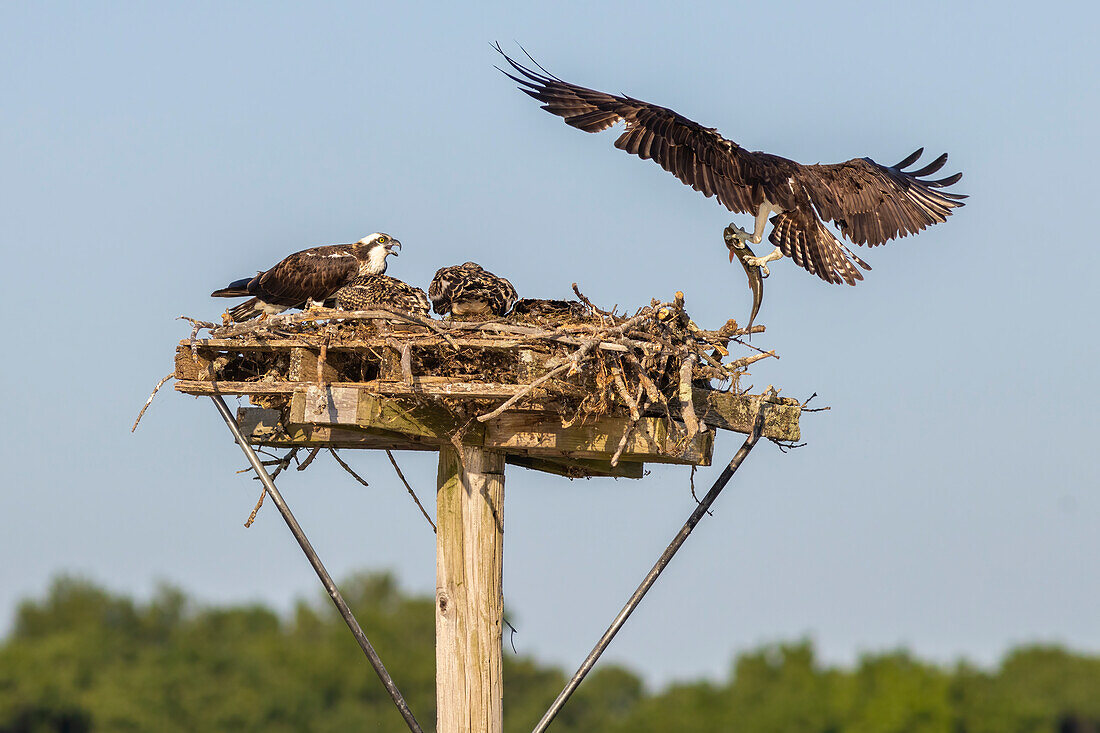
228,298,263,322
770,210,869,286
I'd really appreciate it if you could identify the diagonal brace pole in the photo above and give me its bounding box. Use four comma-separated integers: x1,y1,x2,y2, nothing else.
210,395,425,733
532,405,768,733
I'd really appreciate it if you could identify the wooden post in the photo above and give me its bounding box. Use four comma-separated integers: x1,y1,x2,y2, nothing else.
436,444,506,733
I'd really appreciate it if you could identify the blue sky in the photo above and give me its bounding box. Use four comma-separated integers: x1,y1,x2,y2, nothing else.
2,1,1098,686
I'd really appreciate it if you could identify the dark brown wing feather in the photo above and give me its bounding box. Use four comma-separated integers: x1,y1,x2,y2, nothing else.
803,149,966,247
497,46,761,215
769,208,870,286
249,247,358,306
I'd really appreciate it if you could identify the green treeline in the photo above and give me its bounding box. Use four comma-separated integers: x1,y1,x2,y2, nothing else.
1,574,1098,732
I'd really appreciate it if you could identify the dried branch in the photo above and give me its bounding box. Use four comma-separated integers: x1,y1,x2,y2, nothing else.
571,283,614,318
386,450,436,533
476,362,570,422
329,449,370,487
688,465,713,516
243,448,298,527
800,391,831,412
726,350,777,370
678,354,700,440
769,438,808,453
132,373,174,432
297,447,322,471
610,381,647,467
244,487,267,527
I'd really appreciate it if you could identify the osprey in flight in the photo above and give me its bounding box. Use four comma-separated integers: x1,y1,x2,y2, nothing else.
429,263,518,317
497,47,966,285
211,233,400,321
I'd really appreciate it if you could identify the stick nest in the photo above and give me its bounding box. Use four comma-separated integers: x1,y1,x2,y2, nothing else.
178,288,777,456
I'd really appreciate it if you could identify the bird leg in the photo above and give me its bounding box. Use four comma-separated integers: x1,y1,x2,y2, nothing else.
724,223,753,248
743,247,784,277
725,203,775,254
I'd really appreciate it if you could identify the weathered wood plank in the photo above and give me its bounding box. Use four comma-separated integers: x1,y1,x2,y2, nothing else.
486,412,713,466
174,345,214,381
292,385,360,424
175,380,298,395
174,379,526,399
436,445,504,733
688,390,802,442
290,390,713,465
237,407,432,451
288,347,340,382
181,337,536,351
288,390,489,446
505,454,644,479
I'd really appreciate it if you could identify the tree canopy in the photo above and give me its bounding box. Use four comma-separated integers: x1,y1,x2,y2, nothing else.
1,574,1097,732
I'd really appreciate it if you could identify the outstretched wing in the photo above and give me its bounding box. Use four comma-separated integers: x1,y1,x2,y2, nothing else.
250,248,358,306
497,45,760,215
802,149,966,247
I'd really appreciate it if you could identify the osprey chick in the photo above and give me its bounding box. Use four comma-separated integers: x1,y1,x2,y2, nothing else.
428,263,518,317
334,274,430,315
211,233,400,321
510,298,591,322
497,46,966,286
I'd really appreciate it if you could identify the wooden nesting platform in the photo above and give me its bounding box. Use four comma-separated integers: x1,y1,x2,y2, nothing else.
173,310,802,479
173,301,805,733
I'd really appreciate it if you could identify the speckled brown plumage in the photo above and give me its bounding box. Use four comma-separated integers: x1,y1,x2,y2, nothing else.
509,298,591,321
334,274,430,315
428,262,518,317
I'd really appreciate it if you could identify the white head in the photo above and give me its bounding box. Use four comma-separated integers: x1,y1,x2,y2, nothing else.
357,232,401,274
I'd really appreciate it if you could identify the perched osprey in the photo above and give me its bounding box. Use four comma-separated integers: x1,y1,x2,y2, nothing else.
211,233,400,321
497,47,966,285
334,274,430,315
428,263,518,317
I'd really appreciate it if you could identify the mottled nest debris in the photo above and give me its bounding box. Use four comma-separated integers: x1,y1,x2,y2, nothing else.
172,291,777,459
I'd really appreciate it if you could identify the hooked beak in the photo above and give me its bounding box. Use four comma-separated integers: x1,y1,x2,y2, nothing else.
387,240,401,256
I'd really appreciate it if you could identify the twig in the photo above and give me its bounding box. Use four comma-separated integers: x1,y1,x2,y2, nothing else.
131,373,175,432
611,364,641,422
678,354,699,440
400,343,413,384
386,450,436,533
245,449,298,527
297,447,322,471
329,449,370,487
244,488,267,527
504,617,519,654
729,335,776,357
385,338,415,384
770,439,808,453
476,362,569,422
571,283,614,318
801,391,831,412
726,350,777,370
610,381,647,467
688,465,712,516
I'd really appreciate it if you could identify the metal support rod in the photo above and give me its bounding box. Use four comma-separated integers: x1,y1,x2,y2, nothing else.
532,406,768,733
210,395,425,733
